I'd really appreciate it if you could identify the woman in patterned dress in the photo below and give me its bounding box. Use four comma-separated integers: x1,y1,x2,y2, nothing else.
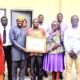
43,21,64,80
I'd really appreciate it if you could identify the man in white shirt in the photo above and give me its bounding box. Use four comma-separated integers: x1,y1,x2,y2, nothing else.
0,16,12,80
64,15,80,80
57,13,68,79
38,14,51,37
57,13,68,41
38,14,49,77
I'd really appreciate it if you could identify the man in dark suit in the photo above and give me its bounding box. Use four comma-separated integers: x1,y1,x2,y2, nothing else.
0,16,12,80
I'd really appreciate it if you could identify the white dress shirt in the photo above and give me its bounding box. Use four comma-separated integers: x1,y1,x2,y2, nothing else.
60,22,69,41
0,24,11,46
64,26,80,54
39,23,51,37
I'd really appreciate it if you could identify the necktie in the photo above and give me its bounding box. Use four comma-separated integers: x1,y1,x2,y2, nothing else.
59,23,64,46
58,23,62,43
3,27,6,44
58,23,61,30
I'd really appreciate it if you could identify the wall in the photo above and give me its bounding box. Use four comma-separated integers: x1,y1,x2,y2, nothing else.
0,0,80,24
0,0,60,25
62,0,80,23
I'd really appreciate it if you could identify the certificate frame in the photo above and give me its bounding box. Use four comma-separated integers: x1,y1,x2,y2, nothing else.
26,36,46,53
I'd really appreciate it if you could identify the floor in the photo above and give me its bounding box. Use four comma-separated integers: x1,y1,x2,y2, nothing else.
4,62,77,80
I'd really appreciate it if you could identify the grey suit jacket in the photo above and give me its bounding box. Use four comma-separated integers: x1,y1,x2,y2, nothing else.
9,26,27,61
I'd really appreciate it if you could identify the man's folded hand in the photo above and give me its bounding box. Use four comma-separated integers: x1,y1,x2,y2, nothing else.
69,50,77,59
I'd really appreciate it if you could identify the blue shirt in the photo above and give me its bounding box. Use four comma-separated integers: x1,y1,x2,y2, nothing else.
9,26,27,61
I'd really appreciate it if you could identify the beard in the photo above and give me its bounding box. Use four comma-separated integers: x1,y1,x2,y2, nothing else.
2,23,7,26
33,26,38,29
17,25,22,28
39,21,43,24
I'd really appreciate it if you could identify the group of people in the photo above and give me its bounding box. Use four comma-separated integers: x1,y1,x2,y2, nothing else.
0,13,80,80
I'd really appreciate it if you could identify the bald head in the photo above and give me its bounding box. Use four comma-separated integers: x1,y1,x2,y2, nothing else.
71,15,79,28
57,13,63,23
32,18,39,29
38,14,44,24
1,16,8,26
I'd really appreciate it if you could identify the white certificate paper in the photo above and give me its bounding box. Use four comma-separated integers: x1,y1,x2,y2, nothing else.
26,36,46,53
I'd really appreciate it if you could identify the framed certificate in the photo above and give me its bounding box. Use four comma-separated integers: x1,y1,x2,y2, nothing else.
26,36,46,53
